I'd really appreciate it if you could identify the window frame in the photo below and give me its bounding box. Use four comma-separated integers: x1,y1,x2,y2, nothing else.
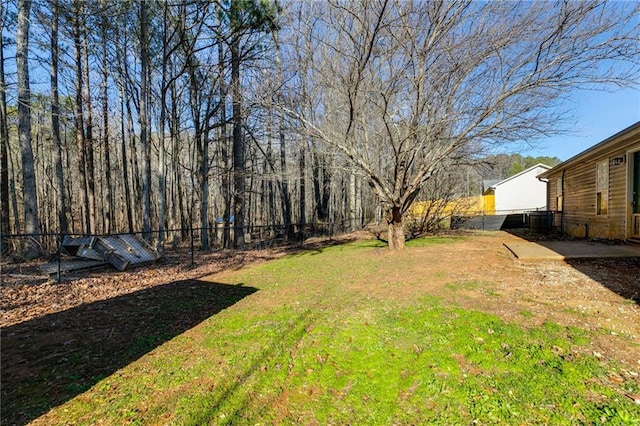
555,177,563,212
596,160,609,216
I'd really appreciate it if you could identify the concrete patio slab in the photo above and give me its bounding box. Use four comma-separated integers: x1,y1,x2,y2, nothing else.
505,240,640,261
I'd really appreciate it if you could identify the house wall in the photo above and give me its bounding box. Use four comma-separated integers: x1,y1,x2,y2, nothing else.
545,137,640,240
494,165,549,214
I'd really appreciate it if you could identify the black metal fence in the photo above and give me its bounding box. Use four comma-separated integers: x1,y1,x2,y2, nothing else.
0,220,354,283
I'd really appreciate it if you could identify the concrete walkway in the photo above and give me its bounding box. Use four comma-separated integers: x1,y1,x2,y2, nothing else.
505,240,640,261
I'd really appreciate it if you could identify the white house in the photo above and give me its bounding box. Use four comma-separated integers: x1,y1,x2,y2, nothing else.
484,163,552,214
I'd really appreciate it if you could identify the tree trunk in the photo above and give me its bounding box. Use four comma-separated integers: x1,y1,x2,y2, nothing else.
125,81,141,229
274,32,292,239
279,116,292,238
349,171,356,231
121,28,139,232
387,206,405,250
157,3,169,248
311,152,322,222
8,145,21,234
0,1,11,246
355,174,362,228
82,13,96,234
246,150,255,233
17,0,42,255
115,24,133,233
64,134,75,231
101,3,113,233
198,123,210,251
50,0,68,235
231,24,245,249
139,0,152,240
170,79,181,246
311,148,331,222
72,1,89,234
299,140,306,229
119,78,133,233
265,122,276,227
218,39,231,248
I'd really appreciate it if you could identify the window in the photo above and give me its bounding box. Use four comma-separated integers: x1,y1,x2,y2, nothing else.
556,177,563,212
596,161,608,215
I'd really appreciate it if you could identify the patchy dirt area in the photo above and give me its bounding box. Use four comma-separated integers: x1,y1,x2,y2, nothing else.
2,231,639,425
427,233,640,369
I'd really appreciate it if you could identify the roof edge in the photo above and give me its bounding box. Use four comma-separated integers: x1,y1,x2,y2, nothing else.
538,121,640,179
492,163,552,188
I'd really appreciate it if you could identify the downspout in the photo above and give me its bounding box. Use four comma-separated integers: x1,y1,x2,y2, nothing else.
561,169,565,234
537,176,551,233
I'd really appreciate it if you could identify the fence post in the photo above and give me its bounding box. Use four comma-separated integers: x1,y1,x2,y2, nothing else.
0,226,3,288
56,233,62,284
190,223,195,267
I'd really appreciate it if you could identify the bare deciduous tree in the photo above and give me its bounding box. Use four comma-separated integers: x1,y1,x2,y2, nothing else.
282,0,640,250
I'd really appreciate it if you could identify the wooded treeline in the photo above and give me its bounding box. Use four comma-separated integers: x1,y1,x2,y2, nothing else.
2,0,376,254
2,0,639,254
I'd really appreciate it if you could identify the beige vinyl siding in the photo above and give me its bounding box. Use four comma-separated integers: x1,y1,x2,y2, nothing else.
547,179,558,211
564,159,598,237
545,177,562,212
555,177,563,212
544,140,639,240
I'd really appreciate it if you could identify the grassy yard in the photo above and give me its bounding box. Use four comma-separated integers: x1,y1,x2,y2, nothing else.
30,237,640,425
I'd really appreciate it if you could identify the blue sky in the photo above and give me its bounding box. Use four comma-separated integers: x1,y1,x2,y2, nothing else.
522,87,640,161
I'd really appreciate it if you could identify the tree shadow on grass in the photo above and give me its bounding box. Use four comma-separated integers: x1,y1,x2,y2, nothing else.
280,236,362,257
1,279,257,426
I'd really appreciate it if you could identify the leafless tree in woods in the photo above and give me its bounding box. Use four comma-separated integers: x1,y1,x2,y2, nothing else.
139,0,152,240
226,0,280,248
99,0,113,234
50,0,68,235
17,0,42,256
0,1,11,250
281,0,640,250
70,0,90,234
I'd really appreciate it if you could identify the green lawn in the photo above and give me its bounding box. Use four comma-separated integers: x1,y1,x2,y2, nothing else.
34,237,640,425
